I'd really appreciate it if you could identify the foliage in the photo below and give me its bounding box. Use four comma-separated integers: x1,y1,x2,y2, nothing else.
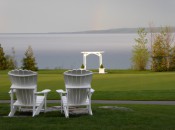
5,47,18,70
81,64,85,69
100,64,104,68
5,55,15,69
170,46,175,70
11,47,18,68
21,46,38,71
0,44,7,70
151,27,175,71
151,34,166,71
131,28,149,70
0,45,18,70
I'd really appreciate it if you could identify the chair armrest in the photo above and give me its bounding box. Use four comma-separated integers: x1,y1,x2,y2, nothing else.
41,89,51,93
56,89,66,94
9,89,16,94
35,89,51,94
9,90,12,94
90,88,95,93
56,89,67,97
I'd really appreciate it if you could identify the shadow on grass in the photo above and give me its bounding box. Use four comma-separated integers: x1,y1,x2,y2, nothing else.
1,104,175,130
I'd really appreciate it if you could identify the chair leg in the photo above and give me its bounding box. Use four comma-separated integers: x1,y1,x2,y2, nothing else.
64,106,69,118
44,96,47,113
67,106,69,118
8,106,17,117
33,101,44,117
18,106,21,112
60,100,63,114
88,105,93,115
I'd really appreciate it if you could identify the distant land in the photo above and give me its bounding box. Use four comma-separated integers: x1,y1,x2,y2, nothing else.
49,27,175,34
1,27,175,34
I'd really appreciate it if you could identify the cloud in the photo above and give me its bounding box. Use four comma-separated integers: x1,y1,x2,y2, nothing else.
0,0,175,33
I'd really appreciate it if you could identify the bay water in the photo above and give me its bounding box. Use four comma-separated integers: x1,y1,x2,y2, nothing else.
0,33,138,69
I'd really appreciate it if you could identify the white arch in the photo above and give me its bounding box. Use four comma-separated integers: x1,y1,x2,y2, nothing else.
81,51,104,71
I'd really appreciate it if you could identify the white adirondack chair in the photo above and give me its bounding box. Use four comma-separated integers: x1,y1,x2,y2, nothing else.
56,69,95,118
8,69,51,117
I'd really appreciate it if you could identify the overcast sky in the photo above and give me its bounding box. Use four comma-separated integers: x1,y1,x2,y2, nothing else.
0,0,175,33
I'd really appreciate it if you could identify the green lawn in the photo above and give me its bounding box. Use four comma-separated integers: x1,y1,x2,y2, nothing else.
1,104,175,130
1,70,175,130
1,69,175,100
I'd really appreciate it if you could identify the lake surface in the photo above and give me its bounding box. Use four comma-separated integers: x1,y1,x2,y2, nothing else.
0,33,138,69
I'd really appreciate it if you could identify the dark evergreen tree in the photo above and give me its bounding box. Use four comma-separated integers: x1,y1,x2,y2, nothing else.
0,44,7,70
22,46,38,71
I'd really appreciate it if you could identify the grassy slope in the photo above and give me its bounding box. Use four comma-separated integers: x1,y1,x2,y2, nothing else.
1,70,175,100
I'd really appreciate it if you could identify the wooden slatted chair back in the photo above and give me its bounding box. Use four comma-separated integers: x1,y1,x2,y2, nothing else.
64,69,93,105
66,88,90,105
8,69,37,105
64,69,92,88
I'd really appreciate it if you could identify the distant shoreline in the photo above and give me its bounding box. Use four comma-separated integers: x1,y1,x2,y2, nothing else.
1,27,175,34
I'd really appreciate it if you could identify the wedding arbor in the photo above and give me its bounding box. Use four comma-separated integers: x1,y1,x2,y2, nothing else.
81,51,105,73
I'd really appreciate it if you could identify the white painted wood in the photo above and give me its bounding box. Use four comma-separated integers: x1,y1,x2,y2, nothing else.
99,68,105,74
81,51,105,73
8,69,51,117
56,69,95,118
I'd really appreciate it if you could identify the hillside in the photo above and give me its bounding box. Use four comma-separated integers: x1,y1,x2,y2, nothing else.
49,27,175,34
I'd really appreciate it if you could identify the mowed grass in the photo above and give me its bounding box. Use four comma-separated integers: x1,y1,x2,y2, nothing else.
1,69,175,100
1,70,175,130
1,104,175,130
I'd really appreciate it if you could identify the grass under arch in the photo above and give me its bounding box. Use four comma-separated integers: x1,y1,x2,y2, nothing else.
1,69,175,100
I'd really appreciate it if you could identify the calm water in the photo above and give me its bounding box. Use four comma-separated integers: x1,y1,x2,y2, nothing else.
0,33,138,69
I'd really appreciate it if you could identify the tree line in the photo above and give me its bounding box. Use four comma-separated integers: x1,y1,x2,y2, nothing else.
132,26,175,71
0,44,38,71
